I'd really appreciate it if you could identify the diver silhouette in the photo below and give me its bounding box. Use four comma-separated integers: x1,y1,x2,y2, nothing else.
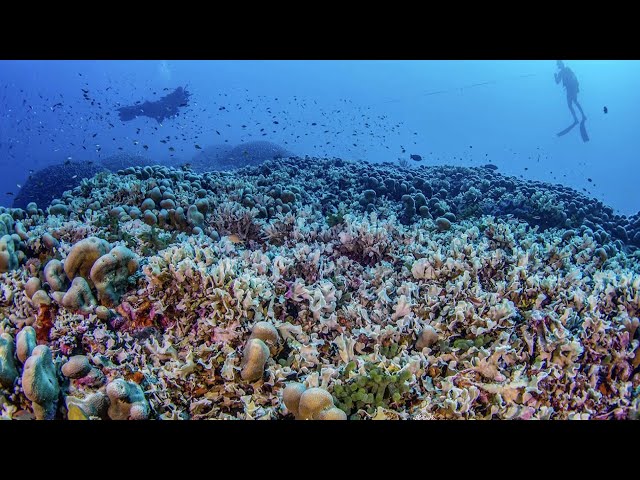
555,61,589,142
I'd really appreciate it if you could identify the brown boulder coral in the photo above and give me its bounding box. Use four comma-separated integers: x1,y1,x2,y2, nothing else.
90,245,138,307
62,277,97,315
22,345,60,420
240,338,270,382
43,259,68,292
0,333,18,388
283,384,346,420
0,234,19,273
106,378,149,420
63,236,111,283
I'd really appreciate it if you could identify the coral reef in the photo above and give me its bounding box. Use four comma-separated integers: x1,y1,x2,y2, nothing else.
0,156,638,420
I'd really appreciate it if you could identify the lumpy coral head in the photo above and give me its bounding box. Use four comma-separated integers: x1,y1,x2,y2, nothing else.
62,277,97,315
316,407,348,420
90,246,138,307
298,387,334,420
106,378,149,420
63,237,111,282
16,326,36,364
0,234,18,273
283,382,307,418
44,259,68,292
240,338,270,382
0,333,18,388
22,345,60,420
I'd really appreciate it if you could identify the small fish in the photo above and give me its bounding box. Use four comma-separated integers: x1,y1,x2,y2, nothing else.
227,234,244,244
6,192,13,196
16,184,21,188
71,175,77,179
143,145,149,150
194,144,202,149
409,154,423,162
603,106,608,114
64,160,71,165
169,147,175,151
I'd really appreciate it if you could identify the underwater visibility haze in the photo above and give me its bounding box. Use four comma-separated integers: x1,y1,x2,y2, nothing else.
0,59,638,420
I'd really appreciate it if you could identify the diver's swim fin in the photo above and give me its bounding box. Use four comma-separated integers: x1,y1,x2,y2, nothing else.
579,119,589,142
557,121,578,137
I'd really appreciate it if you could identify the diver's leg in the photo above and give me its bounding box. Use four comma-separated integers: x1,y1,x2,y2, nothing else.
567,95,578,123
574,98,586,121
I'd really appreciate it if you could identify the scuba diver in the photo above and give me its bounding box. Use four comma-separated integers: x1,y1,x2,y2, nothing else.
555,61,589,142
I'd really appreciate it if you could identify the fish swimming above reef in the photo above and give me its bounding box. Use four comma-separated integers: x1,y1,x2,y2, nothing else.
410,154,423,162
482,163,498,171
117,86,191,123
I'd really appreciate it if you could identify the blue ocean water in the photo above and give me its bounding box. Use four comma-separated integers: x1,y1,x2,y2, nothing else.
0,60,638,214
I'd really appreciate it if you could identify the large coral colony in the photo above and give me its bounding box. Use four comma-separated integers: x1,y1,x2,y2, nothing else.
0,155,639,420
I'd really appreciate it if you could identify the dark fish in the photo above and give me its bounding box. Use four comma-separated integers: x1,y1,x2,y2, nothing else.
6,192,13,195
587,178,592,182
64,160,71,165
409,154,423,162
194,144,202,149
482,164,498,171
603,106,608,114
143,145,149,150
216,130,220,135
169,147,175,151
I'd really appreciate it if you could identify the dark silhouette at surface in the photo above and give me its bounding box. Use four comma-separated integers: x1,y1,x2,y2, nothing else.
117,87,191,123
555,61,588,142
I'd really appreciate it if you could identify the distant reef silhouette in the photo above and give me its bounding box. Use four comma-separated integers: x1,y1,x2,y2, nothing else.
12,141,293,209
